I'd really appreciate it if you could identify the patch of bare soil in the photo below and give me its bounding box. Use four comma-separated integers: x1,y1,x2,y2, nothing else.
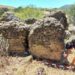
0,56,75,75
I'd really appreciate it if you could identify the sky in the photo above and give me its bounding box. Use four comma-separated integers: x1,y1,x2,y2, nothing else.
0,0,75,8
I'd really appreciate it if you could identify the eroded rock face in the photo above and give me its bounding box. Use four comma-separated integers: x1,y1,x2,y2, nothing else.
25,18,37,24
0,12,20,21
29,17,65,61
0,11,68,59
44,11,68,30
0,34,9,56
0,20,30,55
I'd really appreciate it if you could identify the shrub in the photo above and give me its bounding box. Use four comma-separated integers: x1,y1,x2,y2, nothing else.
14,6,44,19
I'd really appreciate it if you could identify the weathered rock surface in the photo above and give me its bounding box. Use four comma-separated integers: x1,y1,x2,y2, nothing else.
0,11,68,60
0,12,20,21
25,18,37,24
65,24,75,44
44,11,68,29
0,19,30,55
29,14,66,61
0,34,9,56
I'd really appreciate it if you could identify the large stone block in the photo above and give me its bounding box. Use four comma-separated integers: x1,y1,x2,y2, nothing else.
44,11,68,29
0,20,30,55
29,17,65,61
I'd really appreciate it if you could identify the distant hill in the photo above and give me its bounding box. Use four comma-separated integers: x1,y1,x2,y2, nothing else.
0,5,15,9
60,4,75,10
60,4,72,9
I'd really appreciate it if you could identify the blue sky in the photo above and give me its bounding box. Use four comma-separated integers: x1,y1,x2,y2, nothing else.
0,0,75,8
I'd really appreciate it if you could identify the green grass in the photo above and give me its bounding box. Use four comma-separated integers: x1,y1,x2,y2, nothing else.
14,6,44,20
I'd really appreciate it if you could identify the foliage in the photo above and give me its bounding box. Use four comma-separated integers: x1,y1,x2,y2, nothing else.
14,6,44,19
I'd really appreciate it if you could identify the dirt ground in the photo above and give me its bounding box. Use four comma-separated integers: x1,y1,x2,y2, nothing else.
0,55,75,75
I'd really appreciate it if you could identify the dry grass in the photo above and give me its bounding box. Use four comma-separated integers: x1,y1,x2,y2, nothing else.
0,56,75,75
15,60,75,75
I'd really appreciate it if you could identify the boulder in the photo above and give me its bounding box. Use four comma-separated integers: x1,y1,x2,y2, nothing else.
0,12,20,21
0,20,30,56
65,24,75,44
29,16,65,61
44,11,68,29
67,48,75,65
65,40,75,65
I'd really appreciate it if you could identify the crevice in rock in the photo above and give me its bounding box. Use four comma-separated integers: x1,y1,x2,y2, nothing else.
23,30,30,56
